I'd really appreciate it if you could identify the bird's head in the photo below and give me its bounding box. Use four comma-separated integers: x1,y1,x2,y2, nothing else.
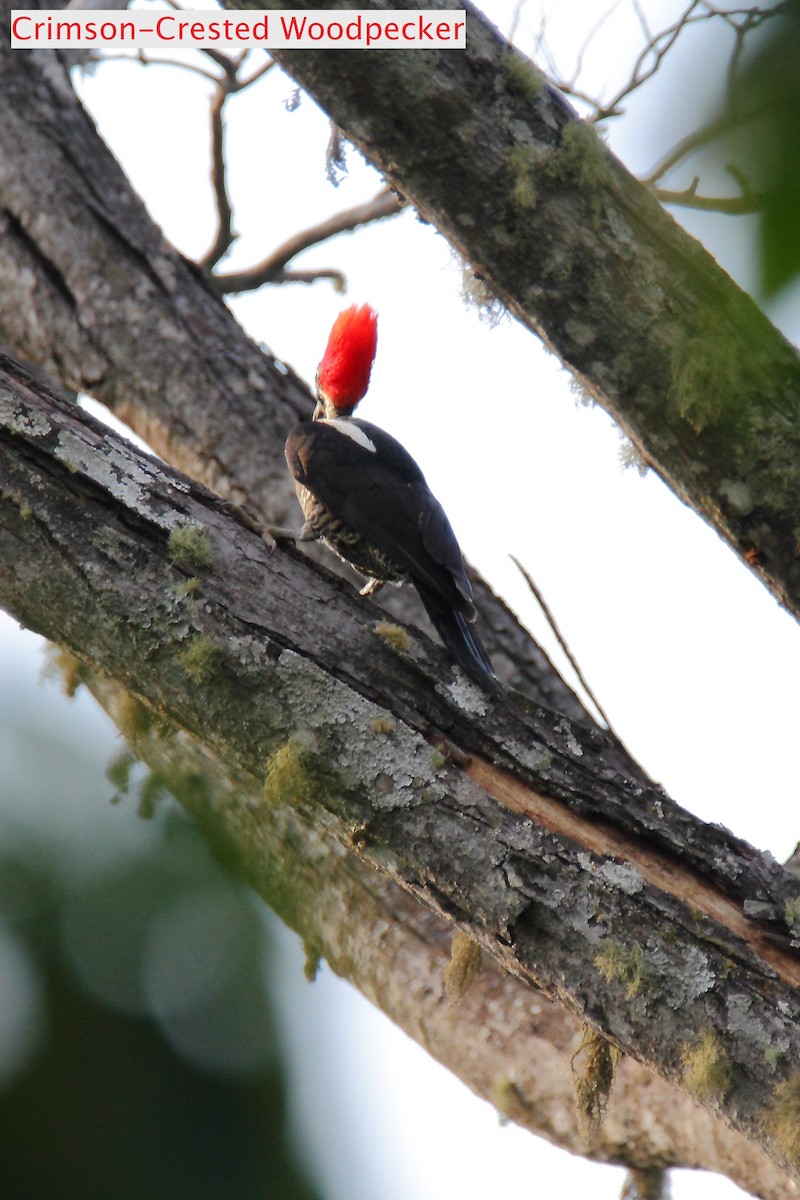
314,303,378,419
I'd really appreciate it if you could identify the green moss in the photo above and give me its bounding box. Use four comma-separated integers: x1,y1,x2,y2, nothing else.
761,1070,800,1168
572,1026,619,1136
115,691,154,743
506,145,539,210
303,941,322,982
129,763,209,821
554,121,609,191
671,306,765,432
176,577,201,598
3,490,34,520
491,1076,528,1124
431,749,447,771
373,620,410,654
175,634,218,681
594,940,652,999
106,749,136,794
264,741,311,809
370,717,394,735
262,739,338,812
681,1029,734,1101
443,930,483,1005
504,52,544,101
784,896,800,931
765,1045,784,1071
168,522,213,572
46,647,87,698
137,770,168,820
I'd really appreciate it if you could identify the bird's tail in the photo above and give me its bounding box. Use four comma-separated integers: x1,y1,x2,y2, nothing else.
415,584,501,694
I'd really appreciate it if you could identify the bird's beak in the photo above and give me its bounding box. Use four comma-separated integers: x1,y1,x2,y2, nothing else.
312,400,324,420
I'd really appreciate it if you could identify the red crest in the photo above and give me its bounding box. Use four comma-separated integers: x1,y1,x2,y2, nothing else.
316,304,378,410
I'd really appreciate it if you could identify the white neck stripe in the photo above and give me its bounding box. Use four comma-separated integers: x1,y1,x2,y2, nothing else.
319,418,377,453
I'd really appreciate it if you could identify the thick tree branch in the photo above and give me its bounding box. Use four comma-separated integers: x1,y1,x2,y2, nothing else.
3,358,800,1192
0,40,307,523
243,0,800,626
0,29,585,714
63,671,795,1200
3,17,800,1193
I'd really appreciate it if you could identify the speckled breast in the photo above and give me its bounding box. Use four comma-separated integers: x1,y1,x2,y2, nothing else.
295,482,407,583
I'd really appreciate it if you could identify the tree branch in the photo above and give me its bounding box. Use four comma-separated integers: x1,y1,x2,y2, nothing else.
241,0,800,627
0,34,591,715
643,105,769,188
201,59,239,270
213,189,404,294
2,357,800,1192
3,18,800,1193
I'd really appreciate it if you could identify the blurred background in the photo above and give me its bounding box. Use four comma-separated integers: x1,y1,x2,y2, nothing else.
3,1,800,1196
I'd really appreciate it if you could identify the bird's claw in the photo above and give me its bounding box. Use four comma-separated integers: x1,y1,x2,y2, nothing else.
359,578,385,597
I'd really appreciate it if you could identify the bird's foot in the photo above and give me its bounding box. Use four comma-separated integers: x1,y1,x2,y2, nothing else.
359,577,385,597
218,498,277,547
264,522,319,552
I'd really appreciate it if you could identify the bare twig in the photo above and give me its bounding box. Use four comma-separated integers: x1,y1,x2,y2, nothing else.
592,0,705,121
631,0,652,44
544,2,786,126
512,554,653,783
653,183,763,214
199,53,275,269
202,81,237,269
569,0,628,89
100,50,222,85
511,555,615,731
239,55,276,89
213,188,404,294
642,105,764,188
270,268,346,289
98,46,274,271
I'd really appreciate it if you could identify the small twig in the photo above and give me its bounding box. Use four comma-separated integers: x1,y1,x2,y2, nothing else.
511,555,615,732
569,0,627,89
600,0,704,119
213,189,404,294
100,50,222,84
653,162,764,214
198,53,274,270
512,555,654,784
631,0,652,44
269,268,346,289
201,84,236,269
507,0,527,45
653,185,763,214
200,47,244,76
643,104,767,188
239,56,276,89
549,1,785,128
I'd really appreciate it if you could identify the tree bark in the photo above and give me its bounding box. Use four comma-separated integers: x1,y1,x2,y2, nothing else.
3,356,800,1194
246,0,800,626
0,13,586,714
4,7,800,1194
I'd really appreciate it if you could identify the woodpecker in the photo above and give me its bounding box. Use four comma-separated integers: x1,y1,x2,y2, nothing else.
282,304,498,692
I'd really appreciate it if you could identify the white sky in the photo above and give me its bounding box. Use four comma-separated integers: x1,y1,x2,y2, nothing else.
3,2,798,1197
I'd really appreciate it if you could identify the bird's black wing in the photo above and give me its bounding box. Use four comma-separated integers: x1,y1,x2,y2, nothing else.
287,419,474,615
287,419,498,690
